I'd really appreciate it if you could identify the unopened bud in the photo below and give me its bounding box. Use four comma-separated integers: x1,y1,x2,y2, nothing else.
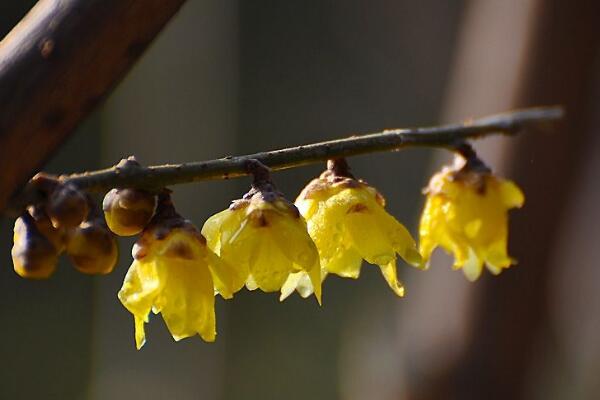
103,188,156,236
12,214,59,279
46,183,89,229
66,218,119,275
28,206,66,252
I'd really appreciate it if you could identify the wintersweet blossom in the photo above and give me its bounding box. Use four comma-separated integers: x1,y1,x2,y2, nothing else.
118,194,234,349
419,160,525,281
282,161,422,300
202,176,322,303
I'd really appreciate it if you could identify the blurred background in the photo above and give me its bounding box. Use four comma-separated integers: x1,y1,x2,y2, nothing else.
1,0,599,399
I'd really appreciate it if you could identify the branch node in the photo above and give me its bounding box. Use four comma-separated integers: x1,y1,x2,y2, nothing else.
327,158,355,178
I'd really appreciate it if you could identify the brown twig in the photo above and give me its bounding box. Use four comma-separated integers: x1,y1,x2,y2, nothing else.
4,106,563,216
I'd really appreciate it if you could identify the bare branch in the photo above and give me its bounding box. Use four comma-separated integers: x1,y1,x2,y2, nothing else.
5,106,563,216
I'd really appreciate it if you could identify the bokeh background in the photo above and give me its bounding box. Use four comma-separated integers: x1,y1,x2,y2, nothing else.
1,1,599,399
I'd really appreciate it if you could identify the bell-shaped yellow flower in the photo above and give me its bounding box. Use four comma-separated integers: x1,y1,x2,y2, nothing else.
202,179,322,304
118,194,235,349
419,161,525,281
282,161,422,299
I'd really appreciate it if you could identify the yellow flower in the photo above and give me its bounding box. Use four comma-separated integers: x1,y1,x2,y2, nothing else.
419,162,525,281
282,163,422,299
202,184,322,304
118,194,234,349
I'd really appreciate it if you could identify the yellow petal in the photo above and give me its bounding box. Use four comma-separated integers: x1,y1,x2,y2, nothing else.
324,247,363,278
205,249,244,299
372,206,422,268
306,261,322,305
345,208,396,266
118,259,161,323
498,179,525,209
268,212,319,271
250,231,295,292
134,315,146,350
280,272,304,301
154,258,216,342
379,261,405,297
461,247,483,282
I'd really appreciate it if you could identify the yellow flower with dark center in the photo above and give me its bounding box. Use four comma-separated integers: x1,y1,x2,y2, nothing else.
202,183,322,304
419,162,525,281
282,163,422,300
118,194,235,349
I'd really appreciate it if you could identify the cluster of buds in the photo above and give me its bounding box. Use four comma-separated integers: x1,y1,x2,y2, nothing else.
11,157,158,279
12,174,118,278
11,153,524,349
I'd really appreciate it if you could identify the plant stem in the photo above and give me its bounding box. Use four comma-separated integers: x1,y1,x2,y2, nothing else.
6,106,563,215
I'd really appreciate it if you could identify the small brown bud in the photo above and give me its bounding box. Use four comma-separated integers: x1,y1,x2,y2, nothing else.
12,214,59,279
46,183,89,228
28,206,67,252
66,219,118,275
103,188,156,236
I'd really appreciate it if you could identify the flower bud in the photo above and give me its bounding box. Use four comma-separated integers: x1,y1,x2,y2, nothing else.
28,206,67,252
66,218,118,275
103,188,156,236
46,183,89,229
12,214,59,279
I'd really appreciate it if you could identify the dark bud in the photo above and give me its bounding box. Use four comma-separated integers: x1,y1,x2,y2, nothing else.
103,188,156,236
28,206,67,252
12,213,59,279
46,183,89,229
66,218,118,275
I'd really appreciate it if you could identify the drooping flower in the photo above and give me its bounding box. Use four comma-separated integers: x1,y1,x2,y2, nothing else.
281,159,422,300
419,157,525,281
201,161,322,303
118,193,235,349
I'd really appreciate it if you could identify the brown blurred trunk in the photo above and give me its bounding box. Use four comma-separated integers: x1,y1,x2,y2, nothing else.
414,2,600,399
0,0,187,212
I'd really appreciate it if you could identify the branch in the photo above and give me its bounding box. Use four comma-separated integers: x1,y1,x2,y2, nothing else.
5,106,563,216
0,0,188,211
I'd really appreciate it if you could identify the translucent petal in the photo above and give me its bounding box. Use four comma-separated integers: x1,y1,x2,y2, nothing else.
268,213,319,271
372,206,422,268
296,272,317,298
134,316,146,350
305,260,322,305
325,246,363,278
280,270,318,301
154,258,216,342
249,232,295,292
201,209,230,254
280,272,303,301
306,201,345,263
118,259,161,323
345,209,396,266
218,217,254,290
379,261,405,297
205,249,246,298
499,179,525,209
461,247,483,282
485,237,515,273
295,198,319,220
246,275,259,291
